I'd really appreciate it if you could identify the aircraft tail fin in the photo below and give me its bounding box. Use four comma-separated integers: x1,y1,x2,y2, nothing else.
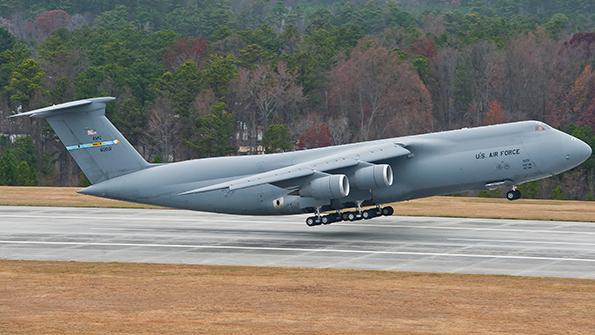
10,97,150,184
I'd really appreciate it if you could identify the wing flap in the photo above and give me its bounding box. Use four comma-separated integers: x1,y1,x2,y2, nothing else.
179,142,410,195
182,168,315,195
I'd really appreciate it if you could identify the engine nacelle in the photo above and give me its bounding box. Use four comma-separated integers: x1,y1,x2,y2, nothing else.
300,174,350,199
352,164,393,190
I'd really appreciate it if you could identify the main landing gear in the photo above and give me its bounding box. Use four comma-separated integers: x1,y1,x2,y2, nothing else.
305,206,394,227
506,186,522,201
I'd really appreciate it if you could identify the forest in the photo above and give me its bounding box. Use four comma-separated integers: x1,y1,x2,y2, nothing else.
0,0,593,200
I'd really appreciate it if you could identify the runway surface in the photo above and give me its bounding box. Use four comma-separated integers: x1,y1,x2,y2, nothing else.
0,206,594,279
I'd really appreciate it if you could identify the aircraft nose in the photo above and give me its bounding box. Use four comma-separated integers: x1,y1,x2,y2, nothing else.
567,135,592,166
576,138,592,162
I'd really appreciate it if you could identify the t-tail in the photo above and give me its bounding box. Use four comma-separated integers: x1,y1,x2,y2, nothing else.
10,97,150,184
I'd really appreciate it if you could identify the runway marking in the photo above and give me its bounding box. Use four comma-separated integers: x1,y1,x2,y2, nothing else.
1,214,594,235
1,240,595,263
449,238,595,246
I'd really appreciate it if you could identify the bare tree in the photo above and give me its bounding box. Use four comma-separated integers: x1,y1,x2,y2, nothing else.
429,47,459,130
229,61,304,146
328,38,433,140
503,31,555,121
147,97,180,162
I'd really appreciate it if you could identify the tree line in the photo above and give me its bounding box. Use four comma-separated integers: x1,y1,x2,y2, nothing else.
0,0,593,200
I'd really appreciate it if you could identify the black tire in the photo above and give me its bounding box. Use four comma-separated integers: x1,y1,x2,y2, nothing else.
363,210,377,219
506,190,516,201
306,217,316,226
321,216,330,225
362,210,370,219
347,212,356,221
381,206,394,216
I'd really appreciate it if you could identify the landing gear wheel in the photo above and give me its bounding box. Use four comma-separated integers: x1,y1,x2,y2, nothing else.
321,215,331,225
506,190,522,201
362,209,377,220
362,210,371,219
381,206,394,216
347,212,356,221
305,216,318,227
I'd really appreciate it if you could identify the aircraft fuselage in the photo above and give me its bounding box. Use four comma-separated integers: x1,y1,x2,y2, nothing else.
81,120,591,215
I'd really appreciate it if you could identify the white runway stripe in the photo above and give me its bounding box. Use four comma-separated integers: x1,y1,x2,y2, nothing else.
2,240,595,263
1,214,594,235
449,238,595,246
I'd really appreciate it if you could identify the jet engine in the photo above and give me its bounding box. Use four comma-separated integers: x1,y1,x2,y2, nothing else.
300,174,350,199
351,164,393,190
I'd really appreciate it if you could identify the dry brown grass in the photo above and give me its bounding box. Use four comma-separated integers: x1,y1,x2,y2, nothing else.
394,196,595,222
0,260,594,335
0,186,593,221
0,186,158,209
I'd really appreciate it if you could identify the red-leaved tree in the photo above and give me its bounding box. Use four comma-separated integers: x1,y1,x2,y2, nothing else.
297,123,333,149
35,10,71,39
484,100,507,125
164,37,208,70
410,36,436,58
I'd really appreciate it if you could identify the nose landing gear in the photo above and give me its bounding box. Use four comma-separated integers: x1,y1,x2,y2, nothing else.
304,205,395,226
506,187,522,201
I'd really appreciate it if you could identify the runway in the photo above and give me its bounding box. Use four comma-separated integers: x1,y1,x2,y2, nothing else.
0,206,594,279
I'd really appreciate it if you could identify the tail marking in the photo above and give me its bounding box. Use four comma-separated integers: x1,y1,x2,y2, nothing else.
66,139,120,151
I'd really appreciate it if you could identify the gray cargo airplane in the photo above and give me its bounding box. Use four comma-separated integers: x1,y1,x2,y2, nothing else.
10,97,592,226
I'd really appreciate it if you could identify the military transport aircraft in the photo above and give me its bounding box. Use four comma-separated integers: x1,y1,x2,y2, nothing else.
10,97,592,226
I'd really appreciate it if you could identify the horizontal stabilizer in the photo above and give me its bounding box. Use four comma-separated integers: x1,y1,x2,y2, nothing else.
9,97,116,119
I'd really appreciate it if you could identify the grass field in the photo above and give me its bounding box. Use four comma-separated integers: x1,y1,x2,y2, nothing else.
1,260,594,335
0,186,593,221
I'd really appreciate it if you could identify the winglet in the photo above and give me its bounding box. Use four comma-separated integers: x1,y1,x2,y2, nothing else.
9,97,116,119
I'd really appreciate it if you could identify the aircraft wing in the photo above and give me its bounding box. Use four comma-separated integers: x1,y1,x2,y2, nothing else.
178,142,410,195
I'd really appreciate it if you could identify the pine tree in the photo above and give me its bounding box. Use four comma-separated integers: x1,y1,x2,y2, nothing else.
15,160,37,186
0,151,17,186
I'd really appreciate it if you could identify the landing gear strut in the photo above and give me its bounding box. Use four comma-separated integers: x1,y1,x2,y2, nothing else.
304,205,394,226
506,187,522,201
